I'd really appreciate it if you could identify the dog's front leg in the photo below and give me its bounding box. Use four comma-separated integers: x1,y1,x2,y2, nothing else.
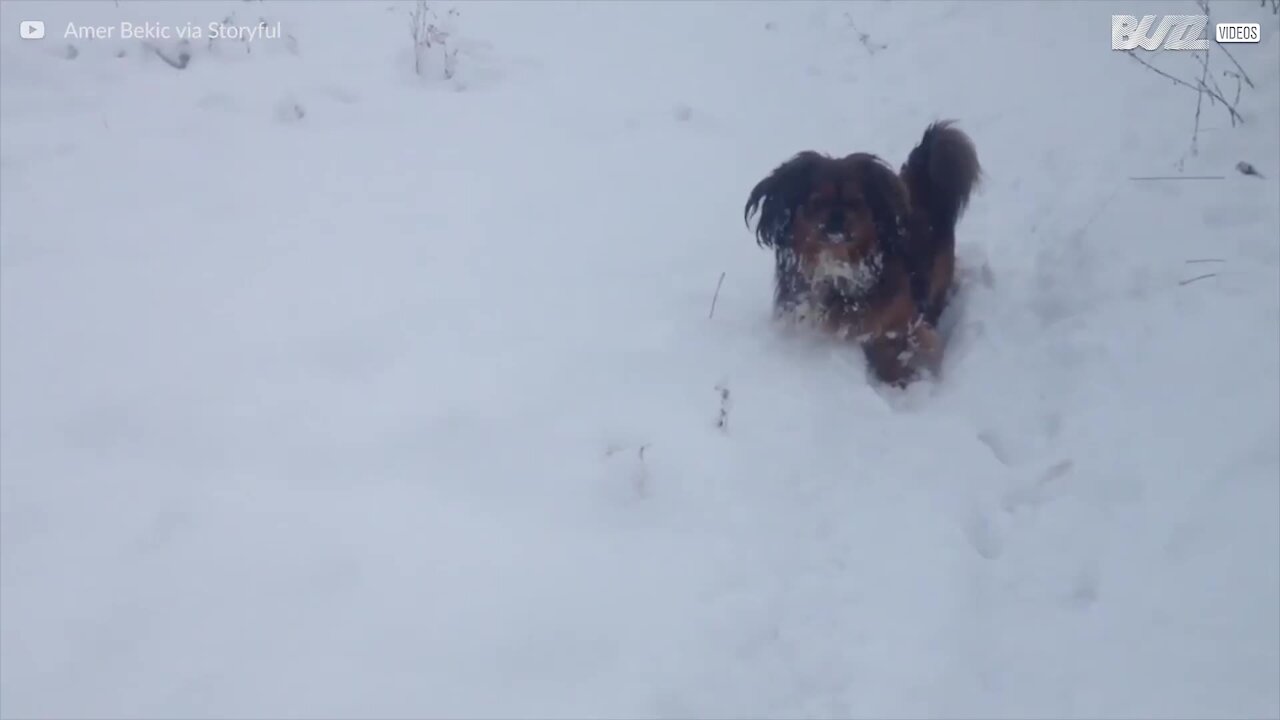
907,320,943,380
861,333,913,387
860,320,942,387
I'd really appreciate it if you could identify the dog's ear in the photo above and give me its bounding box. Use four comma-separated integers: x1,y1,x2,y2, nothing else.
855,156,910,256
744,151,825,249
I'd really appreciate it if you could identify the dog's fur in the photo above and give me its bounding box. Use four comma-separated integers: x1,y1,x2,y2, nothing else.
744,121,981,386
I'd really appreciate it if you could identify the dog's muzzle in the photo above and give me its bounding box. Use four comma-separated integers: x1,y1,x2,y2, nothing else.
811,249,883,295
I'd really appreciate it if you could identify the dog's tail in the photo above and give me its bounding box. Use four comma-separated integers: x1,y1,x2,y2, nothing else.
901,121,981,237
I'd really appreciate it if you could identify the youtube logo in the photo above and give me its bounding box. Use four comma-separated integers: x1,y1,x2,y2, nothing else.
20,20,45,39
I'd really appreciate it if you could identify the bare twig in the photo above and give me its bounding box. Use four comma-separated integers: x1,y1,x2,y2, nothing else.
634,444,650,498
1123,50,1244,127
409,2,459,80
443,46,458,80
1191,47,1209,155
708,271,726,319
1185,258,1225,264
1223,70,1244,107
1188,1,1213,155
1196,57,1241,127
1179,273,1218,286
714,384,731,432
843,13,887,55
444,8,460,80
409,0,431,76
605,443,653,498
1217,46,1255,90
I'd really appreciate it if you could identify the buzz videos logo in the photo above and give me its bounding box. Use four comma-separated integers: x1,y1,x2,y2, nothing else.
1112,14,1261,50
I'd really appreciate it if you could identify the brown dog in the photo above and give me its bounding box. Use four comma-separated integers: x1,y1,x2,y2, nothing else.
744,121,981,386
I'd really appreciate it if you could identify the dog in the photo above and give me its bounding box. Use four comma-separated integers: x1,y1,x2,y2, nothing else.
743,121,981,386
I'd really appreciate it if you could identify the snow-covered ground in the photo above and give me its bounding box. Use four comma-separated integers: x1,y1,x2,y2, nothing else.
2,1,1277,717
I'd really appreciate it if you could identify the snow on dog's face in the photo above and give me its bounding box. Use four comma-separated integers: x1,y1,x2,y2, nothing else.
791,174,886,296
806,245,883,297
745,152,908,301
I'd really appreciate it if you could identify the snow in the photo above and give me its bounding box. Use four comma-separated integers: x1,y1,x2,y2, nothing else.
1,0,1277,717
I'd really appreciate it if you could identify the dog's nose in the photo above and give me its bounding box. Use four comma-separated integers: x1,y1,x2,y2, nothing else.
825,210,845,232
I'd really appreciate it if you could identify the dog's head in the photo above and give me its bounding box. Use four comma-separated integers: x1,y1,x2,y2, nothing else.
745,152,909,297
